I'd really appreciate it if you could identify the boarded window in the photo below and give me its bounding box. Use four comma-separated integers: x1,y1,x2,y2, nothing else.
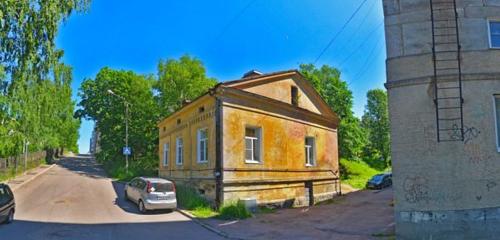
291,86,299,106
245,127,261,163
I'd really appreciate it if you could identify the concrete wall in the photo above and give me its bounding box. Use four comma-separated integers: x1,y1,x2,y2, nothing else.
383,0,500,238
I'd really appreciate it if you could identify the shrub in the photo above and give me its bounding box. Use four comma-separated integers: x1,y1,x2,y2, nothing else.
218,201,252,220
175,184,210,210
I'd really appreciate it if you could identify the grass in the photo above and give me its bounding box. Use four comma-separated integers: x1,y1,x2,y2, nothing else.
0,159,46,182
340,158,385,189
175,184,251,220
257,206,276,214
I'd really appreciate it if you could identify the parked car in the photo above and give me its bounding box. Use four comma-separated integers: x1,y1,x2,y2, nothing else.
124,177,177,213
0,184,15,224
366,173,392,189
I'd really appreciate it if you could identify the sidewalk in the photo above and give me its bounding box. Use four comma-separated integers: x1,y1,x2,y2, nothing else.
3,164,55,191
196,188,395,240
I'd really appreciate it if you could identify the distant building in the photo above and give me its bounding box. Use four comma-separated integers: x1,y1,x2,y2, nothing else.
89,123,100,155
383,0,500,238
157,70,341,207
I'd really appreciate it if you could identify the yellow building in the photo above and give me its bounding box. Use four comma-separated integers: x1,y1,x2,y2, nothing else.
158,70,340,207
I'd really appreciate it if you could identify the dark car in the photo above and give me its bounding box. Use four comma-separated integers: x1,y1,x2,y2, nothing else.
366,173,392,189
0,184,15,224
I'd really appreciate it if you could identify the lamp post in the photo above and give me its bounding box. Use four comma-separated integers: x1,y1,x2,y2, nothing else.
107,89,131,174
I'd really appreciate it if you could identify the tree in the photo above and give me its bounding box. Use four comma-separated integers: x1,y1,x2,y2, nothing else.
362,89,390,166
0,1,88,158
299,64,367,160
156,55,217,117
77,68,159,177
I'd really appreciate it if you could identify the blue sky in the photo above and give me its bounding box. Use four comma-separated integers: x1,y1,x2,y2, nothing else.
55,0,387,154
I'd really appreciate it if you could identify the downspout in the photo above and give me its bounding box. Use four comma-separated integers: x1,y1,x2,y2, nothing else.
214,92,224,209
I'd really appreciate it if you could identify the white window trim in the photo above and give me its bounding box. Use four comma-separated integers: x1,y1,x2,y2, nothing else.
163,143,169,166
305,137,316,166
244,126,262,164
197,128,208,163
487,19,500,49
494,95,500,152
176,137,183,165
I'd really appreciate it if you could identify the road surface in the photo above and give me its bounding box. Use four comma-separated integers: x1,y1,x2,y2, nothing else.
0,155,222,240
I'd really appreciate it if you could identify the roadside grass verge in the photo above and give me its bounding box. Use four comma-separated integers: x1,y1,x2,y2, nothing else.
0,159,47,182
340,158,385,189
176,184,251,220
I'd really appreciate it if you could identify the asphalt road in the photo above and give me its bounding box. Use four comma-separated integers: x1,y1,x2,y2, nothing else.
0,155,222,240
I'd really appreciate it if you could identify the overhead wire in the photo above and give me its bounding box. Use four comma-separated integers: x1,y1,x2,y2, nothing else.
314,0,368,64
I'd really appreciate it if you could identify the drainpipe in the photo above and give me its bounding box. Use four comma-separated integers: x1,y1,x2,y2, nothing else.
214,94,224,209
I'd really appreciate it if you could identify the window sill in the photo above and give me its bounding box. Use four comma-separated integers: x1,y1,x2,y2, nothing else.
305,164,315,167
197,161,208,164
176,163,183,166
245,160,261,164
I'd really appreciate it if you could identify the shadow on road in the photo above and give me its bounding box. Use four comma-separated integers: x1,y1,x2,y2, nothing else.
111,181,173,215
0,219,222,240
56,155,108,179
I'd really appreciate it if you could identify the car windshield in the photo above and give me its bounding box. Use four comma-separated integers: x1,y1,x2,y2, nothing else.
370,175,384,183
151,182,174,192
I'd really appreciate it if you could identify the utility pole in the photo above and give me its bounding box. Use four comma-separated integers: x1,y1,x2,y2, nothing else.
107,89,131,174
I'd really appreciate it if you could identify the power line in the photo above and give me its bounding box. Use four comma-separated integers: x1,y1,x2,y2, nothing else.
338,21,383,67
335,0,377,55
314,0,368,64
351,34,384,81
213,0,256,42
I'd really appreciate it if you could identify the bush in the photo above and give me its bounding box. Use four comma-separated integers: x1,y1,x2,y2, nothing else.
175,184,210,210
218,201,252,220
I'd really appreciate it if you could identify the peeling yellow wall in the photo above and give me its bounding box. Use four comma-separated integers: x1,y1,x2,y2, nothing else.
222,102,339,205
238,77,322,114
157,95,217,199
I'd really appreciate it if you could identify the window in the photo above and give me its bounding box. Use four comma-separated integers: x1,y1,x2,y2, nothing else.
495,95,500,151
176,137,183,165
177,119,181,125
199,106,205,113
163,143,169,166
291,86,298,106
197,128,208,163
305,137,316,166
245,127,262,163
489,20,500,48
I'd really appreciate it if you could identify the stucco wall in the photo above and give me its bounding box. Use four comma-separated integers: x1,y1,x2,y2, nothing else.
383,0,500,238
158,95,217,200
221,102,339,206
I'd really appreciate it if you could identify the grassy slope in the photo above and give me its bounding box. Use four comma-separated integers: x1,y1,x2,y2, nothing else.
340,158,385,189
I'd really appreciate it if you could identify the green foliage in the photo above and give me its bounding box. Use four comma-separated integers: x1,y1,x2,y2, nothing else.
362,89,390,168
218,201,252,220
77,68,159,178
175,184,211,210
156,55,217,116
299,64,367,159
0,0,86,157
340,158,383,189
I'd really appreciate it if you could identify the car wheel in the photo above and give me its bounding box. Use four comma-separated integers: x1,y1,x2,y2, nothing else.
138,200,147,213
5,209,14,224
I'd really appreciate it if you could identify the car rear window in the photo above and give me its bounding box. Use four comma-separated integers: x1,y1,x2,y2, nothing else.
152,182,174,192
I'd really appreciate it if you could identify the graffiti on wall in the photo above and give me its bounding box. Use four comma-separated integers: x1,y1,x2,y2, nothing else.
403,176,430,204
449,124,481,144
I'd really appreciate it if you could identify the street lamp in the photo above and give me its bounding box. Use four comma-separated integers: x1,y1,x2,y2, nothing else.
107,89,131,174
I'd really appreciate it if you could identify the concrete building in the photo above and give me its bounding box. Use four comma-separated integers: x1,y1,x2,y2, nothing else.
383,0,500,238
157,70,341,207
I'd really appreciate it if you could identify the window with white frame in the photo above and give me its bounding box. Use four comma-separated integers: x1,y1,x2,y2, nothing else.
197,128,208,163
305,137,316,166
245,127,261,163
176,137,183,165
489,20,500,48
163,143,169,166
495,95,500,151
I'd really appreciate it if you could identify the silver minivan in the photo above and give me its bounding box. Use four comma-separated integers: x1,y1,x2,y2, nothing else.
124,177,177,213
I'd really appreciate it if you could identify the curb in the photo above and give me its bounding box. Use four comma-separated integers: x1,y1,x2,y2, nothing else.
8,164,56,191
177,209,242,240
